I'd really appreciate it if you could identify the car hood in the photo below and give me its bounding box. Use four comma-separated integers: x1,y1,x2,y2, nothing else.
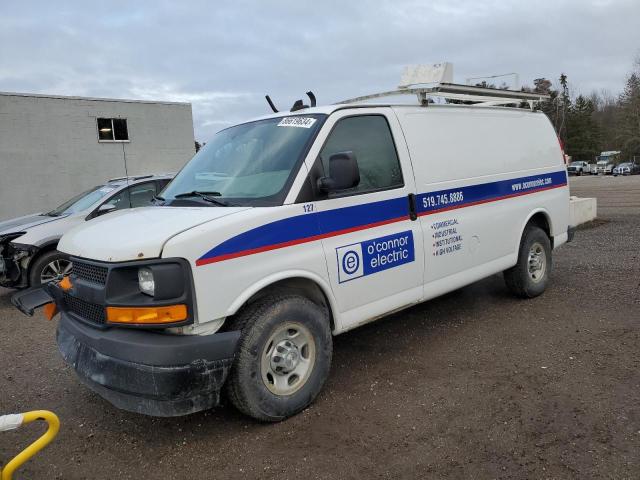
58,206,251,262
0,213,65,237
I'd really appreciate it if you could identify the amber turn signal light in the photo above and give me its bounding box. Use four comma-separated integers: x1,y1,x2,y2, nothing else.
106,305,187,325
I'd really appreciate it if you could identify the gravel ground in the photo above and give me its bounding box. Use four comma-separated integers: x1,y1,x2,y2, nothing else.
1,174,639,479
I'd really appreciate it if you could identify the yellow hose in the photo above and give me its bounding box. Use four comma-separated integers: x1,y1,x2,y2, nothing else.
1,410,60,480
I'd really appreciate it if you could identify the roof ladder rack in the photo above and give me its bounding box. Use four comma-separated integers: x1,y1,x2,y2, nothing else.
337,82,550,110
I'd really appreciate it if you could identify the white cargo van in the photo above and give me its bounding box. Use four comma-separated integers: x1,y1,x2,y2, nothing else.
13,84,571,421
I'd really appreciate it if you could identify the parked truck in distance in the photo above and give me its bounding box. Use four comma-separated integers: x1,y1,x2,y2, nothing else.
594,151,621,175
567,161,590,175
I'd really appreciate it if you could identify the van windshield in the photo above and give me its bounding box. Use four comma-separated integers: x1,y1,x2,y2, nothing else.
162,115,325,206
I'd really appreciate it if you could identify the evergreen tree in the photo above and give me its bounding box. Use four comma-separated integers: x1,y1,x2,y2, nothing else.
532,77,561,136
590,90,618,152
557,74,570,146
617,71,640,160
565,95,601,160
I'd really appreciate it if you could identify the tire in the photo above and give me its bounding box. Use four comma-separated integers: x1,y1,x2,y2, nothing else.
503,226,552,298
225,294,333,422
29,250,72,287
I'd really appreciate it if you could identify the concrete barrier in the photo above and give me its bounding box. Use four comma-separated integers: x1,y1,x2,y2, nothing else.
569,196,597,226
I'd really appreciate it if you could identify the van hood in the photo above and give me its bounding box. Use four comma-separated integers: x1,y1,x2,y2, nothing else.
58,206,250,262
0,213,64,237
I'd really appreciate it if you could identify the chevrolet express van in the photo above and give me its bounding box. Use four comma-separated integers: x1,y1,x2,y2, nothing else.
13,86,571,421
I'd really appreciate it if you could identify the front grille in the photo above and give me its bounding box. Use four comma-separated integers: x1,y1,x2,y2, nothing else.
63,292,106,325
72,261,108,285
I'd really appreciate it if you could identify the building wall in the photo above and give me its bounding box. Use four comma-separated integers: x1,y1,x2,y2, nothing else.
0,93,195,220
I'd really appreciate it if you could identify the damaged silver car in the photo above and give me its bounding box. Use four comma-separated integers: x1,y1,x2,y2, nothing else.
0,174,173,289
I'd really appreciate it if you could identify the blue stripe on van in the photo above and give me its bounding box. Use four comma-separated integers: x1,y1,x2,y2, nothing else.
416,170,568,216
196,197,410,265
195,170,567,266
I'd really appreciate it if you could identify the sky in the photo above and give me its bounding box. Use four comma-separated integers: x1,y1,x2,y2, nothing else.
1,0,639,141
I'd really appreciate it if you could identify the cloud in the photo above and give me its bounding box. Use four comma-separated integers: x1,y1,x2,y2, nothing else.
1,0,639,140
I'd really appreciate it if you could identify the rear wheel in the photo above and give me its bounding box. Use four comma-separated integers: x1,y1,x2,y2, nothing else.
504,226,551,298
29,250,71,287
225,294,332,422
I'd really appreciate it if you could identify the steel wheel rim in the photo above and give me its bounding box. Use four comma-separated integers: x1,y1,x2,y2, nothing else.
527,242,546,283
260,322,316,396
40,259,72,284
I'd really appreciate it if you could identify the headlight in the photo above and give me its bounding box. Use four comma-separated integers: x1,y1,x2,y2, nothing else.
138,267,155,296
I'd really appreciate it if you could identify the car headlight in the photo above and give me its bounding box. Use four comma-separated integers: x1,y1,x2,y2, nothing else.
138,267,155,296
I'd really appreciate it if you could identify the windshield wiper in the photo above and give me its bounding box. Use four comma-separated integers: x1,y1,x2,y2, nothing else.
173,191,230,206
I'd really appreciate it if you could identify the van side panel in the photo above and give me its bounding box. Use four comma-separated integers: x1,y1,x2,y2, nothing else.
393,106,569,289
161,204,334,328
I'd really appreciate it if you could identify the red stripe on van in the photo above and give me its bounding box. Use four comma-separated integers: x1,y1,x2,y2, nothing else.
195,214,409,266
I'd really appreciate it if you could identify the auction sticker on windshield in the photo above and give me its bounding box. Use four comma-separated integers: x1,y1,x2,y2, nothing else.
277,117,317,128
336,231,415,283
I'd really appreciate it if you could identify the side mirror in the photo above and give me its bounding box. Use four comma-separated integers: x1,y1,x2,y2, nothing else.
97,203,117,216
317,151,360,193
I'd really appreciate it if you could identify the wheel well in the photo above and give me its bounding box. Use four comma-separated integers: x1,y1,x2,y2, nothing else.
526,212,552,246
240,278,335,331
27,243,59,275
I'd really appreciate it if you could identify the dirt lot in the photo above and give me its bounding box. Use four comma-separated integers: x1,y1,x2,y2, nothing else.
1,175,639,479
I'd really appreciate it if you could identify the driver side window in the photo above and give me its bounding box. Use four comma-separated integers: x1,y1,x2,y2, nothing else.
319,115,403,195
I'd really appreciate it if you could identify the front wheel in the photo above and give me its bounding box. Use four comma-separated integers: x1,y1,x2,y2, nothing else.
504,226,552,298
29,250,72,287
225,295,333,422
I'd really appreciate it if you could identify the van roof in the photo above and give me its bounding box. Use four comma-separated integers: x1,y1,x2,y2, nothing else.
246,82,549,124
246,102,545,124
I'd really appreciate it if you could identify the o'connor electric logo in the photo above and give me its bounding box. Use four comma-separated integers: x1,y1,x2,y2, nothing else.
336,231,415,283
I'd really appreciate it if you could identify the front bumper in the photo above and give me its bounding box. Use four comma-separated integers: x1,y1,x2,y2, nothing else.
12,286,241,417
57,312,240,416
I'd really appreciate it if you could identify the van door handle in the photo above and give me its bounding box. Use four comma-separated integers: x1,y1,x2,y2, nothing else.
407,193,418,221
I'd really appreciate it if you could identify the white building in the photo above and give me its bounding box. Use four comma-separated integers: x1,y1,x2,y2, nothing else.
0,92,196,220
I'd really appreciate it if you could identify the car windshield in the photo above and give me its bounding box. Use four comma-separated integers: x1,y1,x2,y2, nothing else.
569,162,582,166
46,185,118,216
618,163,631,168
161,115,325,206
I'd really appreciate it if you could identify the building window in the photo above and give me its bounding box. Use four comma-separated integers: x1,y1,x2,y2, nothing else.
97,118,129,142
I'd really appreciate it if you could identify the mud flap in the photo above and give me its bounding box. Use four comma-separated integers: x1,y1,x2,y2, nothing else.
11,287,54,316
